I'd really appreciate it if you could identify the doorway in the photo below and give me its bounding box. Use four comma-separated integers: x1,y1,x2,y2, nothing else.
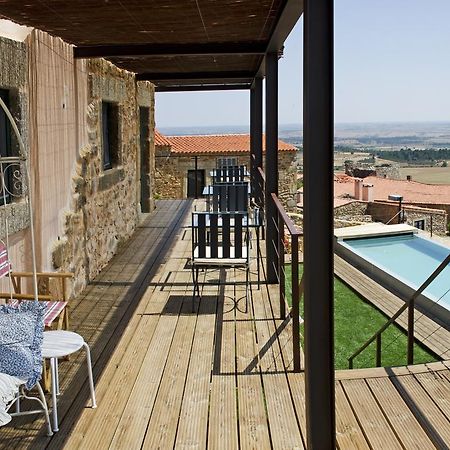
139,107,150,212
187,169,205,198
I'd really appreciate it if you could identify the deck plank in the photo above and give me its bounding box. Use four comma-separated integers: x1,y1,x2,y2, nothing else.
334,382,369,450
235,270,272,450
341,378,403,449
174,285,218,450
366,377,434,449
392,373,450,447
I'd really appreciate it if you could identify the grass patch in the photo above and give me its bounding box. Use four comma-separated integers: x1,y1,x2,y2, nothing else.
285,264,437,370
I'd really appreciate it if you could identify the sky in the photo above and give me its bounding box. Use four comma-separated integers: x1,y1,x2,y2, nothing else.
155,0,450,128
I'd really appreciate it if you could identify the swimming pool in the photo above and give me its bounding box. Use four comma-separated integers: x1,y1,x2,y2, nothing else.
335,228,450,323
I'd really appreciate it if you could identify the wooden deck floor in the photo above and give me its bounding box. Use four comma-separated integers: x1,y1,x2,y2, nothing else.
1,199,450,449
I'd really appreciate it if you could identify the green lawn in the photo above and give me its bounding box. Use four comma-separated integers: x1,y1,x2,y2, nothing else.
285,264,436,370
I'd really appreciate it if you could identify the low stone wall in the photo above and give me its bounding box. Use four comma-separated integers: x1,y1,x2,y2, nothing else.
369,201,447,236
334,201,373,227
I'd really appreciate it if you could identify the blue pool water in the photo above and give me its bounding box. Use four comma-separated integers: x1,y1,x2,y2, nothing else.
343,233,450,309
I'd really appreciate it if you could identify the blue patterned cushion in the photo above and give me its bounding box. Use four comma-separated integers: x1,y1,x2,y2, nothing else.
0,302,45,389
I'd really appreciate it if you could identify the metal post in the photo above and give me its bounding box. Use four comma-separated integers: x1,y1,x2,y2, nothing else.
265,52,279,283
407,298,414,365
278,213,286,319
194,156,198,199
303,0,335,448
291,235,301,372
250,77,263,204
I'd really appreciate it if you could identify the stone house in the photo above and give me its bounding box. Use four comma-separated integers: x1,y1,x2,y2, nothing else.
332,176,450,235
154,131,298,199
0,23,156,295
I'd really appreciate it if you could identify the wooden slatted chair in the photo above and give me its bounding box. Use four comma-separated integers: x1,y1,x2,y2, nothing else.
0,272,73,330
211,183,248,213
212,165,246,184
191,211,250,312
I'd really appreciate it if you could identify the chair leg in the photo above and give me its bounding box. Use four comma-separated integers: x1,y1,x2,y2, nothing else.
83,343,97,408
245,266,249,314
192,265,196,311
36,382,53,436
257,230,261,289
50,357,59,432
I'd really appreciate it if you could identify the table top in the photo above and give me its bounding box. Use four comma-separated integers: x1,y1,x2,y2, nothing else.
42,330,85,358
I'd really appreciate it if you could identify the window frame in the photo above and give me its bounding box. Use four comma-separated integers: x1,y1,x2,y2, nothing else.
414,219,426,230
217,156,238,168
101,101,120,171
0,89,13,205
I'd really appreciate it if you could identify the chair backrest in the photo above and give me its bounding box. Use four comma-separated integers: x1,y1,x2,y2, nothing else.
212,165,246,184
0,242,11,279
192,212,249,262
211,183,248,212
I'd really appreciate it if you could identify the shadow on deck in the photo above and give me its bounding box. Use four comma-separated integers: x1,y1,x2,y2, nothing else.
1,199,450,449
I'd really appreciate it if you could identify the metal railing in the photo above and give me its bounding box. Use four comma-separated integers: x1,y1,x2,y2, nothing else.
348,252,450,369
270,193,303,372
253,165,303,371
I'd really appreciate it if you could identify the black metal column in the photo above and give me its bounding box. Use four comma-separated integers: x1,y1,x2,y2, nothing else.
265,53,279,283
303,0,335,448
250,77,263,204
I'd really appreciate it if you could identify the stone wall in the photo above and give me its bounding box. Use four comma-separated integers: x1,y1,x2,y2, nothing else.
155,149,297,200
369,201,447,236
345,161,401,179
51,59,155,294
334,201,372,227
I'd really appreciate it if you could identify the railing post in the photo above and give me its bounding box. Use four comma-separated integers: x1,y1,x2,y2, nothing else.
407,298,414,365
279,212,286,319
292,235,301,372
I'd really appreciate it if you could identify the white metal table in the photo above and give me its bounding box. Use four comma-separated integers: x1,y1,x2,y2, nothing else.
41,330,97,431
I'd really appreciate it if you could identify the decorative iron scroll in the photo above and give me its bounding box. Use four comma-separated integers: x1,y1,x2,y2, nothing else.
0,160,25,200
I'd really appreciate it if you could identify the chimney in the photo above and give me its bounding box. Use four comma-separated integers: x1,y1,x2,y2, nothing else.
362,184,374,202
354,178,363,200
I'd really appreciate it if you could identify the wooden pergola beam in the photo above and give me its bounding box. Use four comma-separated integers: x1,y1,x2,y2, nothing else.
155,84,251,92
74,42,266,59
137,71,255,81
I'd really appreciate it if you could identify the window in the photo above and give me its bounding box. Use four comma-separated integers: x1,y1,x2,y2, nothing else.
0,89,12,204
414,219,425,230
217,157,238,168
101,102,120,170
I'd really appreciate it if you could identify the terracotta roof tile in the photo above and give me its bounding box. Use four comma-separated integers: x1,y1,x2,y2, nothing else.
155,133,297,154
332,175,450,207
154,129,172,147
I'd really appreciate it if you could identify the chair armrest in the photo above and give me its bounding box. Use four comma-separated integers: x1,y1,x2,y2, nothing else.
9,272,73,278
0,293,53,301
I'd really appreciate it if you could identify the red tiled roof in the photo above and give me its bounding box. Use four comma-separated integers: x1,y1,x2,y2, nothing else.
332,175,450,208
154,130,172,147
155,133,297,154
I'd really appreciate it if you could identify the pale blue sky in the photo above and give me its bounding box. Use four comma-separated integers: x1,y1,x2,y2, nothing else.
156,0,450,128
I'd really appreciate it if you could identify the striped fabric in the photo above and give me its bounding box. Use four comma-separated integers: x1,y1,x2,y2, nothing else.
0,244,11,278
9,300,67,328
